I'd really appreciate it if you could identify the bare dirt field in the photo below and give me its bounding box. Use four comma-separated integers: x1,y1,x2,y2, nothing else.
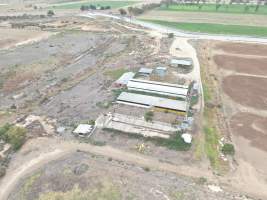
138,10,267,27
215,42,267,56
223,75,267,110
0,28,53,50
214,55,267,75
230,112,267,152
196,40,267,199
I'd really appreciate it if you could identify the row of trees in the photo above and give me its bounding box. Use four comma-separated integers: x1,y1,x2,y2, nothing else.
119,3,161,16
161,0,266,12
80,4,111,11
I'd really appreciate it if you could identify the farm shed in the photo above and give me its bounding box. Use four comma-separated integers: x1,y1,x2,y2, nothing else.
115,72,135,86
73,124,93,137
117,92,188,114
138,67,153,76
170,59,192,68
127,79,189,99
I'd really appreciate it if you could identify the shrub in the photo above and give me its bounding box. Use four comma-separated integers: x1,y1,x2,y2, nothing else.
168,33,174,38
5,126,27,151
47,10,55,17
144,111,154,122
222,143,235,155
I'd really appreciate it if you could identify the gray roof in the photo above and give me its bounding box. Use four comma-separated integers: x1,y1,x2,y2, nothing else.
171,59,192,66
127,79,188,98
115,72,135,85
138,67,153,74
117,92,187,112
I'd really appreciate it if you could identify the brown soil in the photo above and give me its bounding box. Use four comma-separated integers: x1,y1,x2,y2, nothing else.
215,42,267,56
214,54,267,75
230,112,267,152
222,75,267,110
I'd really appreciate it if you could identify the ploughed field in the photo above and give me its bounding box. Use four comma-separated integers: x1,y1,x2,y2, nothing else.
214,42,267,150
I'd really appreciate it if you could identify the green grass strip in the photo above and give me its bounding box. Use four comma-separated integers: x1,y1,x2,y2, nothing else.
141,19,267,37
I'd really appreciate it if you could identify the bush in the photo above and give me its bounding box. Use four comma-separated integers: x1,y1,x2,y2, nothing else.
222,143,235,155
168,33,174,38
144,111,154,122
47,10,55,17
156,133,191,151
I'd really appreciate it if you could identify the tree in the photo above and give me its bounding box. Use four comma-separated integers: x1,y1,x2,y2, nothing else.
255,0,261,12
128,6,133,16
144,111,154,122
222,143,235,155
80,5,87,11
118,8,127,16
47,10,55,17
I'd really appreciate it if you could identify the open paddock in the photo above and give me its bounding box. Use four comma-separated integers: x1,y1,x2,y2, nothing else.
222,75,267,110
214,55,267,75
230,112,267,152
215,42,267,56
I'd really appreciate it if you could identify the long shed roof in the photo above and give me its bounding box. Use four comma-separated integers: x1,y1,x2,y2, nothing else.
115,72,135,85
127,79,188,98
117,92,187,112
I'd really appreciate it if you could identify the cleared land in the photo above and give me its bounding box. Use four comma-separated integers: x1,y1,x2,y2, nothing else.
215,42,267,56
230,112,267,152
223,75,267,110
139,10,267,27
214,55,267,75
49,0,139,9
158,4,267,15
197,41,267,199
140,19,267,37
0,28,53,50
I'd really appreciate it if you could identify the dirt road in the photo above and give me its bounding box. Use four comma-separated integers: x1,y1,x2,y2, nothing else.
0,138,214,200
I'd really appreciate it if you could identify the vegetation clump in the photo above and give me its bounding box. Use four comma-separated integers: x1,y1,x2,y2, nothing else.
222,143,235,155
144,111,154,122
0,123,27,151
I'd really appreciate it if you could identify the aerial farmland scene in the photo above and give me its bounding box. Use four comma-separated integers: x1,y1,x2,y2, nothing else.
0,0,267,199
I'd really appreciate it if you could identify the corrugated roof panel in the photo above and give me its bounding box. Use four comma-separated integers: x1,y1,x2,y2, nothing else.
127,79,188,98
117,92,187,112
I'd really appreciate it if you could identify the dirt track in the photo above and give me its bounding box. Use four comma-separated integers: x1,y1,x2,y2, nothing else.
0,138,214,200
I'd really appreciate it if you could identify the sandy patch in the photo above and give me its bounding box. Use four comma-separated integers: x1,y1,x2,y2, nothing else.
0,28,53,50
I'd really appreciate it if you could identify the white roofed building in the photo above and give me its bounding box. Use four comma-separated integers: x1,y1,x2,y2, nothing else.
127,79,189,99
117,92,188,115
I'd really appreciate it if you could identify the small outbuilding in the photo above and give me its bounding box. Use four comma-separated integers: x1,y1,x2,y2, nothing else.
155,66,167,77
138,67,153,76
73,124,93,137
170,58,192,68
114,72,135,87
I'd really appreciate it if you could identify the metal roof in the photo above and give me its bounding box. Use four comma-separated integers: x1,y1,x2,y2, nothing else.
171,59,192,66
73,124,93,134
117,92,187,112
115,72,135,85
127,79,188,98
138,67,153,74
